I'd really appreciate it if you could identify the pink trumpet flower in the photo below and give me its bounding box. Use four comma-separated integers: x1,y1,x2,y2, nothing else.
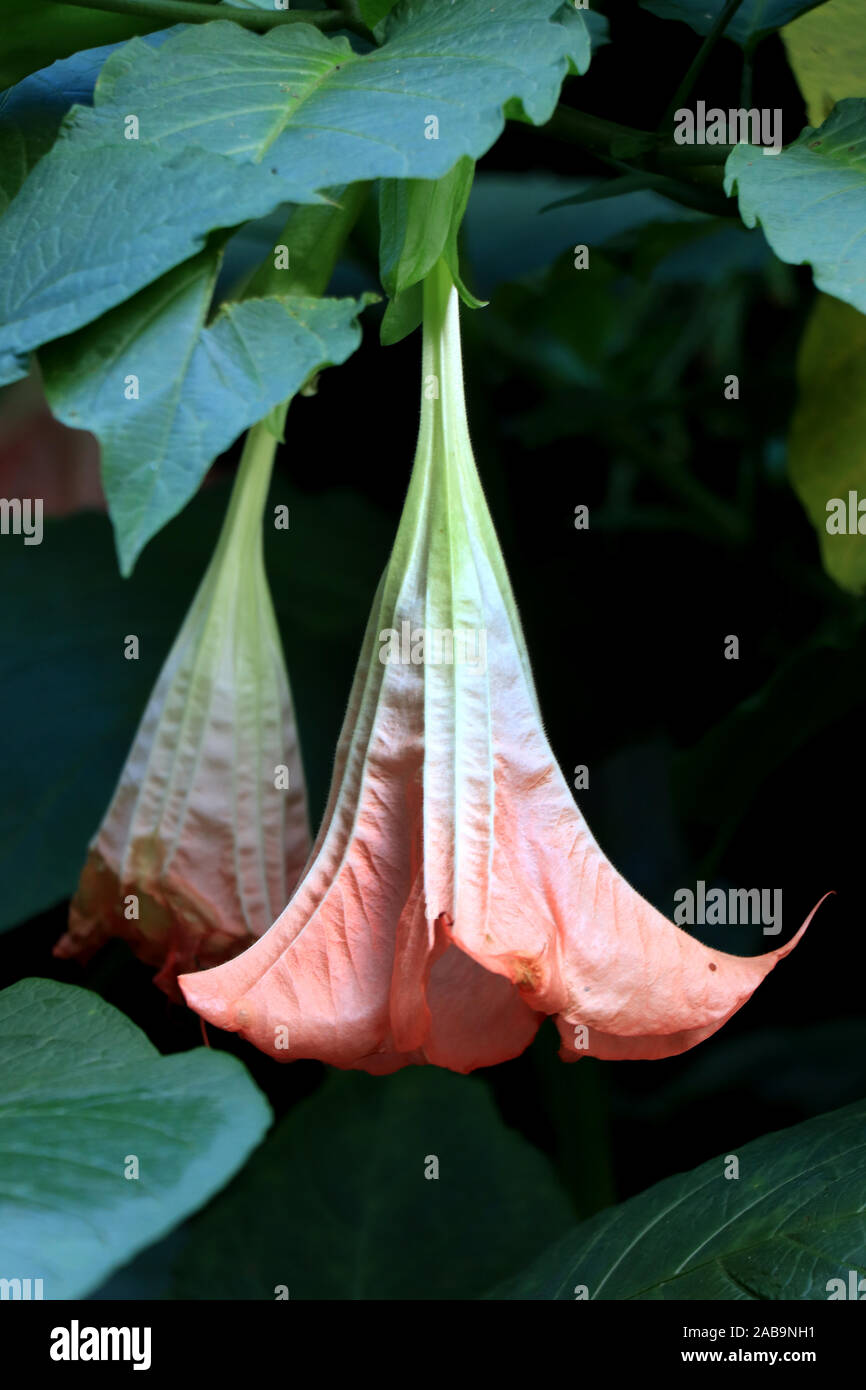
179,260,819,1072
56,421,310,998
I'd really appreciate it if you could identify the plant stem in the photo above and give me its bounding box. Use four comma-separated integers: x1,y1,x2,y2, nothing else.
547,104,731,165
54,0,368,36
545,105,656,162
661,0,749,130
740,40,756,108
239,182,368,301
541,170,732,218
543,104,734,209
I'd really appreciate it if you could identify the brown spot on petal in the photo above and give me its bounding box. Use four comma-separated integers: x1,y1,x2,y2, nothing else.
513,957,541,992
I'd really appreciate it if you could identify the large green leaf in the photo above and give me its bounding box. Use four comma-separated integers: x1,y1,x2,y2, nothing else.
641,0,828,46
0,476,392,933
170,1068,573,1299
725,101,866,314
41,269,372,574
0,1,591,385
788,292,866,593
782,0,866,126
499,1099,866,1298
0,977,271,1299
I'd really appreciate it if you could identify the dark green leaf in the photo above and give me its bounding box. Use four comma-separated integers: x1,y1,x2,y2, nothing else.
171,1067,574,1298
499,1099,866,1298
641,0,828,47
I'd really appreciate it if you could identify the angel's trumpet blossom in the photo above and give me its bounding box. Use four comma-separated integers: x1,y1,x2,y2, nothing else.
55,420,310,997
180,261,818,1071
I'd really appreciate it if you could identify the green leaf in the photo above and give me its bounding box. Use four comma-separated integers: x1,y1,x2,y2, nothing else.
725,101,866,315
782,0,866,126
170,1067,573,1299
41,267,373,574
0,977,271,1299
788,292,866,593
498,1099,866,1298
641,0,828,47
0,0,592,384
0,478,392,933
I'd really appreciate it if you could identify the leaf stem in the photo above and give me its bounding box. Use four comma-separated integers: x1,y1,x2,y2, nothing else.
661,0,749,130
54,0,368,37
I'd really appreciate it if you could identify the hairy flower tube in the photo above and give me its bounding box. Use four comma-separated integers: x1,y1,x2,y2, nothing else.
55,420,310,997
179,261,817,1071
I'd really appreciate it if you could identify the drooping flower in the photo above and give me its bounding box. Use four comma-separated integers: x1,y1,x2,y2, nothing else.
55,420,310,997
179,260,818,1071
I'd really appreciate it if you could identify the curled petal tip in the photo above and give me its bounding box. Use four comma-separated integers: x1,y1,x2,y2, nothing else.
773,888,832,959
